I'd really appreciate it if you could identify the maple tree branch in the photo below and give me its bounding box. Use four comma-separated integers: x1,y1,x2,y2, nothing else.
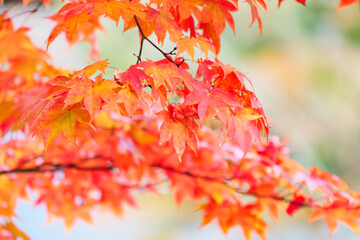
150,164,228,182
133,15,182,67
149,164,312,207
0,160,309,207
0,162,114,175
0,160,317,208
133,15,145,64
11,2,42,19
136,37,145,64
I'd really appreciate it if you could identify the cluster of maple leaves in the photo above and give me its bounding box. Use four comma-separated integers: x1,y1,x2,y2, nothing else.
0,0,360,239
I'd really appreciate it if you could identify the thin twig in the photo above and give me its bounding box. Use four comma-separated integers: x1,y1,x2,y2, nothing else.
168,47,177,55
133,15,183,67
136,37,144,63
0,162,114,175
149,164,312,207
21,2,42,26
133,15,145,63
11,2,42,19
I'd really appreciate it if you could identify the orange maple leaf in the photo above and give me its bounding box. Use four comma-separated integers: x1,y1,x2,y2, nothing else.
63,76,119,118
158,105,198,158
336,0,358,9
309,203,360,235
117,86,139,117
0,221,31,240
35,104,92,150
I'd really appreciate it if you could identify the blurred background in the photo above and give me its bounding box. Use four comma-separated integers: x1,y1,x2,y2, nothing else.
2,0,360,239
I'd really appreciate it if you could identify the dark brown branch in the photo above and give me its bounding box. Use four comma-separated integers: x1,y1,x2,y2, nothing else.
149,164,312,207
134,15,145,64
150,164,229,182
133,15,182,67
136,37,145,64
11,2,42,19
0,162,114,175
0,159,311,208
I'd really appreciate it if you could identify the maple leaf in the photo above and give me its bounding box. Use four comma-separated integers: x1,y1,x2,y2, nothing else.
0,221,31,240
200,199,268,239
308,202,360,235
196,0,238,53
169,1,198,38
199,22,221,55
336,0,358,8
35,104,92,150
140,60,183,91
93,0,145,29
176,36,216,60
85,78,119,117
117,86,139,116
19,97,55,131
259,199,279,225
158,105,198,158
195,35,217,57
278,0,306,6
244,0,267,32
47,12,89,49
222,108,263,152
146,7,182,45
213,70,244,93
46,2,104,50
63,75,119,118
197,180,237,204
0,14,38,63
293,167,348,194
176,37,197,60
167,0,200,23
93,0,126,25
168,173,206,205
196,59,214,82
160,117,187,158
115,65,148,96
72,59,109,78
184,82,241,126
63,77,92,107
